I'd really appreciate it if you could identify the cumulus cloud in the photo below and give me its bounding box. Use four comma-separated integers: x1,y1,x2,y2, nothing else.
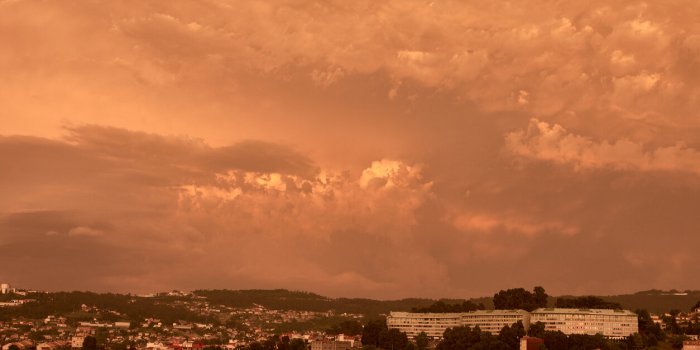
506,118,700,175
359,159,427,189
0,127,451,297
3,0,700,132
2,0,700,297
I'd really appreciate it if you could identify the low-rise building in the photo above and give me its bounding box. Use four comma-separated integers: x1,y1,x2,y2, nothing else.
310,340,352,350
519,336,544,350
71,336,86,349
684,340,700,350
36,341,69,350
146,342,173,350
2,340,34,350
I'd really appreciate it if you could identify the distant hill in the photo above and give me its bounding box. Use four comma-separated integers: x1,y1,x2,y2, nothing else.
554,290,700,315
194,289,700,316
1,289,697,323
0,291,207,323
192,289,493,317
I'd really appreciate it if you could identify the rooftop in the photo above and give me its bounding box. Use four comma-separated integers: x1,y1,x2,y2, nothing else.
389,310,529,317
531,308,637,316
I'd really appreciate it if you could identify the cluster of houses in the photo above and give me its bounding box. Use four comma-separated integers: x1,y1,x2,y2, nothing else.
1,320,363,350
2,285,700,350
0,288,363,350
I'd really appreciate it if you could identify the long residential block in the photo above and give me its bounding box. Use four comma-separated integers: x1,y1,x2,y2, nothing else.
386,310,530,338
387,308,638,339
530,308,638,339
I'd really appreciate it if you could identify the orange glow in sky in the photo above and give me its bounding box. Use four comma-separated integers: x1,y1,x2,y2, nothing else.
1,0,699,298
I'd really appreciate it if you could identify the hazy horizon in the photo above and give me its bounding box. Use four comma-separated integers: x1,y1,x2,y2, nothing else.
2,0,700,299
4,285,698,300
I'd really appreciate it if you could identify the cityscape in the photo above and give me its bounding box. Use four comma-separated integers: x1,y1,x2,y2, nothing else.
1,285,700,350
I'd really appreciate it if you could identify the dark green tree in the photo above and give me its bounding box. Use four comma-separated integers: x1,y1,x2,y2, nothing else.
567,334,606,350
470,335,510,350
415,332,429,350
555,296,622,309
493,287,547,311
362,319,389,348
279,336,291,350
83,336,98,350
248,342,266,350
669,334,688,349
626,333,644,350
289,339,306,350
533,287,548,308
541,331,568,350
686,320,700,335
379,329,408,350
438,325,526,350
635,309,663,345
263,336,278,350
498,322,525,350
663,309,682,335
95,328,109,347
411,301,484,313
436,325,482,350
527,322,546,338
327,320,364,335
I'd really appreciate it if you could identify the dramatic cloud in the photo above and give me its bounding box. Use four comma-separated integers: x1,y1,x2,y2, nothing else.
2,0,700,298
506,118,700,175
0,128,448,296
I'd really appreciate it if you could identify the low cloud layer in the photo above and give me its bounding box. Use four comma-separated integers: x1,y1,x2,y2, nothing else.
2,0,700,298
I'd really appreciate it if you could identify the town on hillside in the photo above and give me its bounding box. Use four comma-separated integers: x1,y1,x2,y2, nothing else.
2,285,700,350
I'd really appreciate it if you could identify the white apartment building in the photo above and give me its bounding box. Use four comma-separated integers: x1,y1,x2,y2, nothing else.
386,310,530,338
530,308,638,339
462,310,531,335
387,312,464,338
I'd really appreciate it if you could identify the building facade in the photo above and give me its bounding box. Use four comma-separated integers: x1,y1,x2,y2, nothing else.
530,308,638,339
519,336,544,350
461,310,531,335
310,340,353,350
386,312,464,338
71,337,85,349
683,340,700,350
386,310,530,338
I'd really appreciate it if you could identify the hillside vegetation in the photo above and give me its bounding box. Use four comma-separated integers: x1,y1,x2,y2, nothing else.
1,288,698,322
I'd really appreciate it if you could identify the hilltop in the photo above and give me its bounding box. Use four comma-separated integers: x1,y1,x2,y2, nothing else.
192,289,700,315
1,288,698,320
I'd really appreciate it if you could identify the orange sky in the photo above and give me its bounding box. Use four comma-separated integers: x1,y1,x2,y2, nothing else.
2,0,700,298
